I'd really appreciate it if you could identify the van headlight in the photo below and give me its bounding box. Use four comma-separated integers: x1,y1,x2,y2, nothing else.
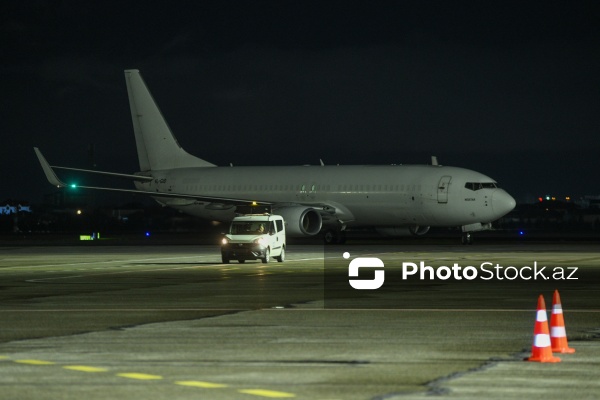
221,237,229,245
254,238,266,247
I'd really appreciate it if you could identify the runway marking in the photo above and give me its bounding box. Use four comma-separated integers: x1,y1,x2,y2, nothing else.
3,353,298,398
0,255,212,271
117,372,163,380
63,365,108,373
175,380,228,388
14,359,55,365
238,388,296,398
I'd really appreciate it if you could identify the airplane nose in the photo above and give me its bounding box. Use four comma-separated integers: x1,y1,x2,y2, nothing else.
491,190,516,217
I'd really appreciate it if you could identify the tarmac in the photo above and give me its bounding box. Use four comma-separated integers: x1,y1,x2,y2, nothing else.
0,241,599,399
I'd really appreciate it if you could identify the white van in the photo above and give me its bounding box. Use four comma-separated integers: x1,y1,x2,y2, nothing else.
221,214,286,264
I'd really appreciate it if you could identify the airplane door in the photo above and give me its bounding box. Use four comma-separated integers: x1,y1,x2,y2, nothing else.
437,176,452,203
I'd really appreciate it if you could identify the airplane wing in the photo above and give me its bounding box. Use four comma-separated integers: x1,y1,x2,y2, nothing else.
33,148,271,206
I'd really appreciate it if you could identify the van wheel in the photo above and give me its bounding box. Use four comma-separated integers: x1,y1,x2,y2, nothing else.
275,247,285,262
238,259,245,264
262,248,270,264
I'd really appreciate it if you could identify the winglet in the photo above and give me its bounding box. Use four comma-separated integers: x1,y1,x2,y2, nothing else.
33,148,66,188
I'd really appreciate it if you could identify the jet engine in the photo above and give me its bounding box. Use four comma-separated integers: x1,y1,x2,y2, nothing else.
275,206,322,237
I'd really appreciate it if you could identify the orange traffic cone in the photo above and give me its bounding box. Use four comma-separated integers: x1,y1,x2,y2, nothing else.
526,294,560,362
550,290,575,353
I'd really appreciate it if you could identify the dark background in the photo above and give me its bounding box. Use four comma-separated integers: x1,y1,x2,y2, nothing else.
3,1,600,205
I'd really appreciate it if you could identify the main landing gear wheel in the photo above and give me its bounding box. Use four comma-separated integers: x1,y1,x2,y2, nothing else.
323,230,347,245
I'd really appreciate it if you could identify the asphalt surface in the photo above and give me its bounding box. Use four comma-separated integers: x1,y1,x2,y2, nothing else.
0,242,599,399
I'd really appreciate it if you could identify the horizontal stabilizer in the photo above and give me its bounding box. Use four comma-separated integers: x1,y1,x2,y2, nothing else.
33,147,270,205
58,183,272,206
51,166,154,182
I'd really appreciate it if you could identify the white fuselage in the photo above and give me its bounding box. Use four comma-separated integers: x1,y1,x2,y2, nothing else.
134,164,515,229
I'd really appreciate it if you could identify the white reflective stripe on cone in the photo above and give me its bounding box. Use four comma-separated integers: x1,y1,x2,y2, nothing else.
534,334,551,348
551,326,567,337
536,310,548,321
552,305,563,314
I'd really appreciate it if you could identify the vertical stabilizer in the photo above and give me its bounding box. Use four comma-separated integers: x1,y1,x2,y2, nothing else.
124,69,215,171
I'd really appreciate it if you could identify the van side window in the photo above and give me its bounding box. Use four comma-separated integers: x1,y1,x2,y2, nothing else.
269,221,276,234
276,220,284,232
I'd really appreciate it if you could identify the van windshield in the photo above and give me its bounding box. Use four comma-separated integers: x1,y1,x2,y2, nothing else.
230,222,268,235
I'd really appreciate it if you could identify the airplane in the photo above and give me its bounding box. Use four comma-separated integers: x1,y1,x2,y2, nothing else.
34,69,516,244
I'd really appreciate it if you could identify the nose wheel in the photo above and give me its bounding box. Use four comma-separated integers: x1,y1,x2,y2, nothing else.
461,232,473,245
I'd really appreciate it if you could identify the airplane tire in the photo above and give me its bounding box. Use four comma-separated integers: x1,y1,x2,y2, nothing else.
324,230,346,245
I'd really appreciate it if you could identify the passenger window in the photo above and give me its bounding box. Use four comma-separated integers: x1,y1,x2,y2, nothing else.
276,220,283,232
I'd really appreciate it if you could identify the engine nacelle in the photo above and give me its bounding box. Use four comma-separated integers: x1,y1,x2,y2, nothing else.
275,206,322,237
376,225,431,237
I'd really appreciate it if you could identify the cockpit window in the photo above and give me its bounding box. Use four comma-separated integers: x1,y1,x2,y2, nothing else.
464,182,497,191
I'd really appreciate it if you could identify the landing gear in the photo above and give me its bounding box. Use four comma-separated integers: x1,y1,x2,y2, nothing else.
461,232,473,245
323,229,346,244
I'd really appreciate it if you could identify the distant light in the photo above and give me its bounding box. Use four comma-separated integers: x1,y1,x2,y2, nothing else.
70,183,77,188
546,196,550,201
145,232,151,237
538,197,543,202
76,209,82,215
519,231,525,236
566,196,571,201
551,197,556,201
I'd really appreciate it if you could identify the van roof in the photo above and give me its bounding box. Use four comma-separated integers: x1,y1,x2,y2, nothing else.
232,214,283,221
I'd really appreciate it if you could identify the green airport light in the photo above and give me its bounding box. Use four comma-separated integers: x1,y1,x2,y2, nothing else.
70,183,77,188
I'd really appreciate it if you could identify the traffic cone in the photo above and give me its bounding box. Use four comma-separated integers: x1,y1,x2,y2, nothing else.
526,294,561,362
550,290,575,353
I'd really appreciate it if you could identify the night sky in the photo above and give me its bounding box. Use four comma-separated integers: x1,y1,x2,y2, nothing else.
2,1,600,204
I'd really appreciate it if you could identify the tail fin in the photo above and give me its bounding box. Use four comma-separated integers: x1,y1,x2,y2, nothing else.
124,69,215,171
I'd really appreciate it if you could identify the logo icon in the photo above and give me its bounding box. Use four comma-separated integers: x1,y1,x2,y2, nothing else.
347,254,385,290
